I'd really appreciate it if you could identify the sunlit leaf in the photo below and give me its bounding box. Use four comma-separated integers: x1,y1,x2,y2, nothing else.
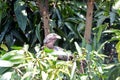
74,42,82,57
21,72,32,80
44,47,54,53
70,61,76,80
42,71,48,80
0,60,13,67
1,50,18,60
0,72,12,80
11,46,22,50
0,44,8,51
116,41,120,62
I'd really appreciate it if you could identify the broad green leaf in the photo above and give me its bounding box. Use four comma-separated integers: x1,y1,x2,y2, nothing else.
0,60,13,67
1,50,18,60
14,0,27,32
9,55,25,64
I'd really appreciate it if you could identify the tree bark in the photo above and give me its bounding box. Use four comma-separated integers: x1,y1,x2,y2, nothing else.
36,0,50,37
84,0,94,43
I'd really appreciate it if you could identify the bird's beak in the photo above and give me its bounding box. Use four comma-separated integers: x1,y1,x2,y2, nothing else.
56,35,61,39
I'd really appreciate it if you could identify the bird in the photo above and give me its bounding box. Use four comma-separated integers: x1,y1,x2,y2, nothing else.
43,33,73,61
44,33,61,49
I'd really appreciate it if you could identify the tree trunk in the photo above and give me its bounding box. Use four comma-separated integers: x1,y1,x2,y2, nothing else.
36,0,50,37
84,0,94,43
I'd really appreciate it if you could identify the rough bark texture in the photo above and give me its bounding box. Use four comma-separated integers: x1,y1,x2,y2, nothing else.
36,0,50,37
84,0,94,43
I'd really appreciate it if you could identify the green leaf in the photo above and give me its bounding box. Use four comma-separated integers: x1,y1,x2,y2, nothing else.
0,60,13,67
36,23,42,44
44,47,54,53
110,11,116,24
21,72,32,80
108,64,120,80
116,41,120,62
42,71,48,80
97,16,108,26
97,26,103,43
14,0,27,32
0,72,12,80
11,30,24,42
5,34,14,47
74,42,82,57
55,8,62,22
11,46,22,50
70,61,76,80
86,44,92,53
0,44,8,51
65,22,77,36
0,21,10,43
1,50,18,60
0,10,2,24
0,67,11,75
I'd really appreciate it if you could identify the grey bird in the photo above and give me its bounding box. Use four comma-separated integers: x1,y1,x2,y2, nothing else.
43,33,73,61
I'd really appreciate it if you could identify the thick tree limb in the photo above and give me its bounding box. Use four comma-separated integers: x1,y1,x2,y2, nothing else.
36,0,50,37
84,0,94,43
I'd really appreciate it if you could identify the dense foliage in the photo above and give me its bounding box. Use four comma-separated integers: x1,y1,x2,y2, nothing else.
0,0,120,80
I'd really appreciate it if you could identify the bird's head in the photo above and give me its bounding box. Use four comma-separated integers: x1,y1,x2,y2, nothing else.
43,33,61,49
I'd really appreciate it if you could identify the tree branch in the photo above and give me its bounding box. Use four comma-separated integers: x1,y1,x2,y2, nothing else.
36,0,50,37
84,0,94,43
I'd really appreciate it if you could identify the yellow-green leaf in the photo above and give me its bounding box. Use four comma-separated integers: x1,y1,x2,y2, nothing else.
0,44,8,51
116,41,120,62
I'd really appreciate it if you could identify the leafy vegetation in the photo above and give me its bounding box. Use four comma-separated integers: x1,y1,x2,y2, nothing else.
0,0,120,80
0,44,107,80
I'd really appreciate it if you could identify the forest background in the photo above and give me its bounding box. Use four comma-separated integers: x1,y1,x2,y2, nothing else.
0,0,120,80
